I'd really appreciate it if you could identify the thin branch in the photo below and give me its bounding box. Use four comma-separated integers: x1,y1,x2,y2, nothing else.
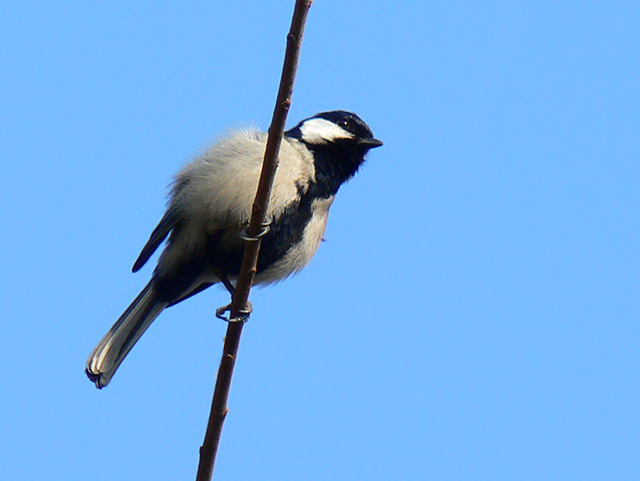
195,2,312,480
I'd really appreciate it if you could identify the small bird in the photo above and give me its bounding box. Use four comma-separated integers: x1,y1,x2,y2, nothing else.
86,110,382,388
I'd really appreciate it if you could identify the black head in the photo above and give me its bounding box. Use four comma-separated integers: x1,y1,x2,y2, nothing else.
286,110,383,152
286,111,382,196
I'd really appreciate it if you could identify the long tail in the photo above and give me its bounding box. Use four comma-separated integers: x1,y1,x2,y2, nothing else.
86,281,168,388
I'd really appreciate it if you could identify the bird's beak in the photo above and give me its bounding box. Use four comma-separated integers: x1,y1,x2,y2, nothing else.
358,138,384,149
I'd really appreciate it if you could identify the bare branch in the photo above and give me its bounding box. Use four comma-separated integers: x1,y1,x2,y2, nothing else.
195,2,312,480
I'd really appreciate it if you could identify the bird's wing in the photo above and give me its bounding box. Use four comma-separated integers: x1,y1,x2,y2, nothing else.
166,282,214,307
132,206,180,272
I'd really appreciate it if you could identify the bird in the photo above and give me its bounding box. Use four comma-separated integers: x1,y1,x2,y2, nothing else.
85,110,382,388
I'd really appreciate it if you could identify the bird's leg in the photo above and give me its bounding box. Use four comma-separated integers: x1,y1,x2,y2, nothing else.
217,272,236,296
215,271,252,323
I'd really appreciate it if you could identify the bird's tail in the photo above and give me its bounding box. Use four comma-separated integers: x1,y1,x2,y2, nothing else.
86,281,168,388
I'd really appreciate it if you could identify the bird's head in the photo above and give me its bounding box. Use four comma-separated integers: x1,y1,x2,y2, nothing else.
287,110,383,153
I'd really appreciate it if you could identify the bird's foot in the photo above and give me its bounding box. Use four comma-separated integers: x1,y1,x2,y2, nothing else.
215,302,252,323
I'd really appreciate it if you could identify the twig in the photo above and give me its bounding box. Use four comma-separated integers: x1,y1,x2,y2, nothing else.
195,2,312,480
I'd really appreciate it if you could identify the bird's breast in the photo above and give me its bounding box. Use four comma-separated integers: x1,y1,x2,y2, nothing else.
255,195,334,284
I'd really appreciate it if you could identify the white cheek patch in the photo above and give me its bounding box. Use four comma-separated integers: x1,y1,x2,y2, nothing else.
299,118,354,144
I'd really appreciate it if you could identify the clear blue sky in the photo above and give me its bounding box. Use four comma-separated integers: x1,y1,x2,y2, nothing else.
1,1,638,480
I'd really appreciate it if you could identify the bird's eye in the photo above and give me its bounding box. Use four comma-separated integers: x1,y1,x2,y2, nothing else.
338,118,350,129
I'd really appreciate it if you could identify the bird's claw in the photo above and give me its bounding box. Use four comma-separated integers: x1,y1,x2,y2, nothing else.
215,301,252,323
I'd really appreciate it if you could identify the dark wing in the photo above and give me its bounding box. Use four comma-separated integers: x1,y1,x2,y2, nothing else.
166,282,214,307
132,207,180,272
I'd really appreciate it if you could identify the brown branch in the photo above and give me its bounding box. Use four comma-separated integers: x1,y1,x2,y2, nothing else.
194,2,312,480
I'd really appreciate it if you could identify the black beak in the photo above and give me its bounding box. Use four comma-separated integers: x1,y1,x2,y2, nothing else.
358,138,383,149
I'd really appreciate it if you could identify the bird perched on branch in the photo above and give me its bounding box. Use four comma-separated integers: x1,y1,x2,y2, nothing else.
86,110,382,388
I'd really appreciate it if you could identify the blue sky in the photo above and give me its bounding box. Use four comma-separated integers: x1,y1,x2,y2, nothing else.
1,1,638,480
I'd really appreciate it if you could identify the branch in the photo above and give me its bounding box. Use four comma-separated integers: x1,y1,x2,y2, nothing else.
195,2,312,480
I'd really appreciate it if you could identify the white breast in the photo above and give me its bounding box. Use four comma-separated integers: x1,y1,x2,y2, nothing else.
256,196,335,285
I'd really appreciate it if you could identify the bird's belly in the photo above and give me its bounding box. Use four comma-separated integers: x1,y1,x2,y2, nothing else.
255,196,334,284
